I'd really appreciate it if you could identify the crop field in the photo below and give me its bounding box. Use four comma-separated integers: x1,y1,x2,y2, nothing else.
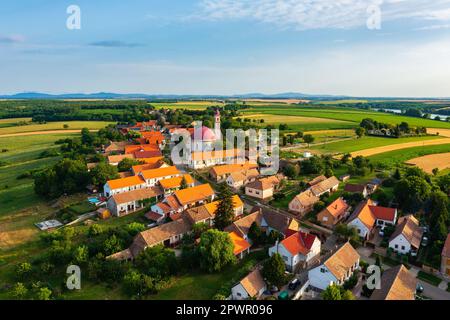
0,120,113,135
151,101,224,110
239,113,355,131
0,133,79,216
405,152,450,174
350,137,450,157
240,106,450,129
310,135,442,154
367,144,450,167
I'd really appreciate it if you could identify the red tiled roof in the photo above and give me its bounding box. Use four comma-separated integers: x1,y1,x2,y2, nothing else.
369,206,396,221
280,231,316,256
145,211,163,221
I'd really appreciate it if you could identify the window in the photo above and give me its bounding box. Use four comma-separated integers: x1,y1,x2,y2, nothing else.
401,246,405,250
395,244,398,249
237,292,242,297
320,268,327,273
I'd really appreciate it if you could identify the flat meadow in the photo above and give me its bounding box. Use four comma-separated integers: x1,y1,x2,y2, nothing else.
0,120,113,135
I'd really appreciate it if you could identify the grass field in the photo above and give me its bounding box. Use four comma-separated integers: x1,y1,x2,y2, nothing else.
239,113,355,131
0,120,113,135
367,144,450,167
151,101,224,110
310,135,442,154
240,106,450,129
0,133,79,216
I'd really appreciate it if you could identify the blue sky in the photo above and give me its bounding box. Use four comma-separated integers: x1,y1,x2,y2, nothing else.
1,0,450,97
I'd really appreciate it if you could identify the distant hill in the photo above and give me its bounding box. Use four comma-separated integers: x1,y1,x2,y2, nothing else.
0,92,448,101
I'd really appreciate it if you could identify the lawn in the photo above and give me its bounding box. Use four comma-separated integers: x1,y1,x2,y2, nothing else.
0,120,114,135
151,101,224,110
417,271,442,287
367,144,450,167
239,113,355,131
240,106,450,129
310,135,441,154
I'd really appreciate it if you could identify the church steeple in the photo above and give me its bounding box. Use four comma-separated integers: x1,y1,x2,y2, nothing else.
214,109,221,139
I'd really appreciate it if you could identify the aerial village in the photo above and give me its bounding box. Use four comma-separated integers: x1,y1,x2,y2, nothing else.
57,109,450,301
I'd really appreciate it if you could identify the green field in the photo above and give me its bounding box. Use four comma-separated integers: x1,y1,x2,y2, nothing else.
151,101,224,110
0,133,79,216
310,135,442,154
241,106,450,129
367,143,450,167
0,120,114,135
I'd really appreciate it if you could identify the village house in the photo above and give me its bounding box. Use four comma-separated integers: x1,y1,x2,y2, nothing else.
308,175,327,187
226,168,260,190
131,157,167,175
107,154,135,166
125,120,159,133
107,187,163,217
308,242,360,291
288,190,320,216
244,175,281,200
139,166,181,187
347,199,398,240
125,144,160,155
317,198,350,229
159,174,195,194
229,231,251,260
140,131,166,149
188,149,244,169
150,184,215,218
104,141,131,155
103,175,147,197
231,269,267,300
184,195,244,226
250,206,292,236
268,231,321,272
370,265,417,300
344,183,369,198
128,216,193,257
209,163,259,182
441,234,450,278
309,176,340,197
388,215,423,256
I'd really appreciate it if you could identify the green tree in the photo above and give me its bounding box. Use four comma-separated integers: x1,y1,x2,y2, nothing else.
283,164,299,179
355,127,365,138
135,245,178,278
90,162,119,187
11,282,28,300
15,262,32,281
73,245,89,265
180,176,189,190
394,176,431,211
302,134,315,147
248,222,264,245
213,183,235,230
36,287,52,300
262,253,286,287
117,158,142,172
103,234,123,256
198,229,236,273
321,284,342,300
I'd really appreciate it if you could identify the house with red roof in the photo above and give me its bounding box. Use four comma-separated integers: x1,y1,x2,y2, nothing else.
347,199,398,240
268,231,321,272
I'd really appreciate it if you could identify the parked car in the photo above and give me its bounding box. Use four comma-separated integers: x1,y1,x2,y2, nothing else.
278,291,290,300
416,283,424,294
288,278,301,291
422,236,429,247
270,286,279,294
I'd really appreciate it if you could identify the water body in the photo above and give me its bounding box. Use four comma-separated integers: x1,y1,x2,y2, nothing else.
374,108,449,121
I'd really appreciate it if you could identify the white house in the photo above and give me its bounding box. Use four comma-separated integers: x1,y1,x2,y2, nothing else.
347,199,397,240
107,187,163,217
231,269,266,300
138,166,181,187
308,242,360,291
269,231,321,272
389,215,423,256
103,175,146,198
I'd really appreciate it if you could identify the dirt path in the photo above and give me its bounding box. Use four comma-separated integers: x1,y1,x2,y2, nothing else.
405,152,450,173
351,138,450,157
0,129,99,138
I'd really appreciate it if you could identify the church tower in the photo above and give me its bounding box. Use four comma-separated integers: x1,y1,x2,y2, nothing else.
214,109,221,139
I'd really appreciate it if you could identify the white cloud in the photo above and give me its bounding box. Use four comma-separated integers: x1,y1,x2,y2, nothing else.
196,0,450,30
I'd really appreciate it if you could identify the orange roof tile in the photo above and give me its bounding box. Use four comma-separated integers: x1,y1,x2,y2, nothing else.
280,231,317,256
210,163,259,177
125,144,160,154
174,184,215,205
229,231,251,255
108,154,135,164
203,195,244,215
106,175,145,190
159,174,195,189
322,198,349,218
324,242,360,280
370,265,416,300
131,157,165,173
140,166,180,180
